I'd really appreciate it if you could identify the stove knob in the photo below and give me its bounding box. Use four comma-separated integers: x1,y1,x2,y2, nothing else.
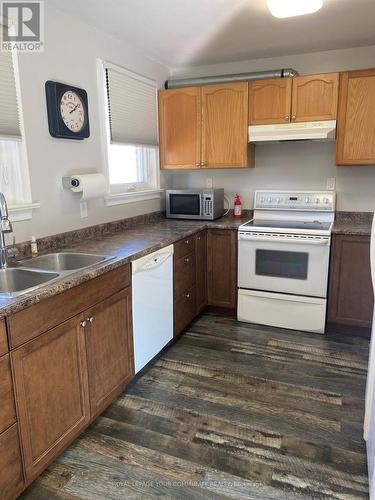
315,198,320,204
260,197,265,203
323,197,330,204
276,197,281,204
267,197,273,203
305,197,311,203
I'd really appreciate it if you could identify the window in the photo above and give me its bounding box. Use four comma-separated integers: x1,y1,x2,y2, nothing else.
0,24,34,220
100,61,160,204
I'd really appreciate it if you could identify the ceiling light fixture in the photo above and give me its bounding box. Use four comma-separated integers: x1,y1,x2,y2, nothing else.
267,0,323,18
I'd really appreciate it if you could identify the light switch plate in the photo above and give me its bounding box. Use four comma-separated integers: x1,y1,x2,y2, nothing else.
326,177,336,190
206,177,213,189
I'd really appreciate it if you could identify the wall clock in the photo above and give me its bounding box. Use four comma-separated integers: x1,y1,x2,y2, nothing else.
45,81,90,140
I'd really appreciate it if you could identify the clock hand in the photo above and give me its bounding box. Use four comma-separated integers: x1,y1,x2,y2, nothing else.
69,104,79,114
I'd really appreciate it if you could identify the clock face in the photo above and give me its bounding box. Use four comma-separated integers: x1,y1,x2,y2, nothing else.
59,90,85,133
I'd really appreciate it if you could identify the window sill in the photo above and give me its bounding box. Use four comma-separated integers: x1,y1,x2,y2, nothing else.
104,189,163,206
8,202,40,222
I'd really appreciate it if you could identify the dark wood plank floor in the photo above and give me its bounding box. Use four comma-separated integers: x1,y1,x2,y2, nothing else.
21,313,370,499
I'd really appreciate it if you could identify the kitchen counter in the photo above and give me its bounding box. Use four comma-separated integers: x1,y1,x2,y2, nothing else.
332,211,373,236
0,213,251,318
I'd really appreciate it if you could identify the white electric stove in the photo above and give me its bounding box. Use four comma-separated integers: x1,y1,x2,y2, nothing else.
237,190,336,334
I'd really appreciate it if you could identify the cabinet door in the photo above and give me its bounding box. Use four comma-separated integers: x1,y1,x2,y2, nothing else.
174,285,196,337
159,87,201,169
0,424,24,499
328,235,374,327
85,288,134,418
249,78,292,125
336,69,375,165
207,229,237,309
291,73,339,122
12,315,90,483
195,230,207,314
202,83,251,168
0,354,17,435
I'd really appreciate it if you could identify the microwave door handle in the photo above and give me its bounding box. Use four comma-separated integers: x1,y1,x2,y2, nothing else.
239,235,329,245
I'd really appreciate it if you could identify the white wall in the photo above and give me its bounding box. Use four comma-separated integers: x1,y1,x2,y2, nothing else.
12,2,169,242
165,45,375,212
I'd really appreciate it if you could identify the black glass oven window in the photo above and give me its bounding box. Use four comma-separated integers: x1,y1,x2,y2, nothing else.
255,249,308,280
169,194,200,215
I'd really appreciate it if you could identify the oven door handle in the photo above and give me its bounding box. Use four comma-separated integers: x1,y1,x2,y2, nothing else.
239,235,330,245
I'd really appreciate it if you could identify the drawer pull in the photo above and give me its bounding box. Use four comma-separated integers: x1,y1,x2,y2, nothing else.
80,320,87,328
184,240,189,245
88,316,94,324
185,293,191,299
185,257,190,263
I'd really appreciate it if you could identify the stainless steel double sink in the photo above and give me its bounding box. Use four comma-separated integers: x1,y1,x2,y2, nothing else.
0,252,114,298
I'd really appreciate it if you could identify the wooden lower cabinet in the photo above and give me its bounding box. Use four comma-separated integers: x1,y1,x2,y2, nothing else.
12,314,90,483
207,229,238,309
328,234,374,328
174,238,197,337
85,288,134,418
0,424,24,499
195,230,208,314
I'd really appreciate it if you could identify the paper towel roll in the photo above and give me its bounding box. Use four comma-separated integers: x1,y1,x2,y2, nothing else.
70,174,106,201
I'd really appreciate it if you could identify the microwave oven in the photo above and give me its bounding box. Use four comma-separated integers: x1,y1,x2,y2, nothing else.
166,189,224,220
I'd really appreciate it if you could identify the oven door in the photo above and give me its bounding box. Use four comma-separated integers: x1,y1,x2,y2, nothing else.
238,232,331,298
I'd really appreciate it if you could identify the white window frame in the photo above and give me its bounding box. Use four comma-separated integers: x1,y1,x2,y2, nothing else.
97,59,162,207
0,19,39,221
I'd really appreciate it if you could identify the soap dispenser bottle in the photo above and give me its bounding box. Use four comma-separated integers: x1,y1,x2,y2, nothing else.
31,236,38,257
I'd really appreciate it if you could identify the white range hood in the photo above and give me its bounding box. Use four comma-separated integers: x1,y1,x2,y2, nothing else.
248,120,336,143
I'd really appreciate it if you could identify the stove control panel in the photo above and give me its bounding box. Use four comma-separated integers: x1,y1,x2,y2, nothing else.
255,191,336,211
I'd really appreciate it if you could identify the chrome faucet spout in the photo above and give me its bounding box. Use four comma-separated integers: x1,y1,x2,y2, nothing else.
0,193,13,269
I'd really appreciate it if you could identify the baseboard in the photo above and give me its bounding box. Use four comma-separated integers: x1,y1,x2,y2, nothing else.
326,321,371,338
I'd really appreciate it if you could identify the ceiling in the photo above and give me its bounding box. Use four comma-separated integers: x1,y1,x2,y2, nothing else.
50,0,375,69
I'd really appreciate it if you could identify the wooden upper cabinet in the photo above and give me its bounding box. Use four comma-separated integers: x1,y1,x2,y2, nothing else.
336,69,375,165
12,315,90,482
159,87,201,169
202,82,251,168
85,288,134,418
291,73,339,122
249,78,292,125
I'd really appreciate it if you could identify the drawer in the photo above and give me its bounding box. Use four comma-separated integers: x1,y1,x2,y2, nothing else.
0,424,24,499
8,264,131,349
0,354,16,434
174,251,196,297
0,318,8,356
174,236,195,260
174,285,196,336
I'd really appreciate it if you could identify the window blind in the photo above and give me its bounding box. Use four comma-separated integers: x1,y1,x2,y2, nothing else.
0,26,21,138
105,65,158,146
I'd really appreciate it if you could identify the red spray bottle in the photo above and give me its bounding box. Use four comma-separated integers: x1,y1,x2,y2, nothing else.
234,194,242,219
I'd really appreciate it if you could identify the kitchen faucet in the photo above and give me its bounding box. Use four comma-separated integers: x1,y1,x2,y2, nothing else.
0,192,13,268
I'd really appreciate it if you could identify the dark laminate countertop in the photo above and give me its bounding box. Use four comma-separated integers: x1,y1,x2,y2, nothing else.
0,214,250,319
332,212,373,236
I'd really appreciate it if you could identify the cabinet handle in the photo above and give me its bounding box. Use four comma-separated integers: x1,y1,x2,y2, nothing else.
197,236,201,241
284,115,290,121
88,316,94,323
200,161,205,167
185,257,190,263
195,162,201,167
291,115,296,121
80,320,87,328
184,240,189,245
185,293,190,299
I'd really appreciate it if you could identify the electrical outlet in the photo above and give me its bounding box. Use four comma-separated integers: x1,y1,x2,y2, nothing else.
206,178,213,189
80,201,88,218
326,177,336,190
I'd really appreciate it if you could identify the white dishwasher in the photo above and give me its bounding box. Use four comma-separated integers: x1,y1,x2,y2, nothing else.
132,245,174,373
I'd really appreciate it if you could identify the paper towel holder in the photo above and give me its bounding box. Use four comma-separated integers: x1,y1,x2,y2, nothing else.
62,176,80,190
